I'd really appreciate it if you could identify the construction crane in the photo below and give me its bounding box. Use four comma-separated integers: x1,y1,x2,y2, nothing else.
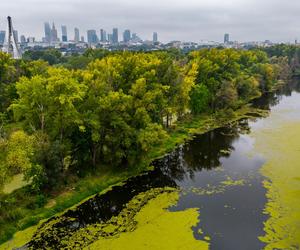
6,16,22,59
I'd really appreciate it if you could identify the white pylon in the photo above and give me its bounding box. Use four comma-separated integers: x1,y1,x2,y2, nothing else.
6,16,22,59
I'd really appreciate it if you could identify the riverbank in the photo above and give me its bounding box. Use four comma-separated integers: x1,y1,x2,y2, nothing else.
0,99,269,248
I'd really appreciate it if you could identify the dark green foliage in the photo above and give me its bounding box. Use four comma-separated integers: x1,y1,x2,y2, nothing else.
190,84,210,114
23,49,63,65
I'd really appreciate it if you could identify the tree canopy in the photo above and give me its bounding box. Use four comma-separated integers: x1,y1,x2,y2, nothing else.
0,47,291,192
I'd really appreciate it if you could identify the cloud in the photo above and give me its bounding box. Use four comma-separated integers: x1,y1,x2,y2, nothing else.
0,0,299,42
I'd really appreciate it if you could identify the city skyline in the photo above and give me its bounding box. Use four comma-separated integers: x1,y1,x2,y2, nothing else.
1,0,300,43
1,21,157,44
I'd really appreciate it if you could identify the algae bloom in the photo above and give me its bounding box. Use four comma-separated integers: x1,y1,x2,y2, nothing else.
253,94,300,249
85,188,209,250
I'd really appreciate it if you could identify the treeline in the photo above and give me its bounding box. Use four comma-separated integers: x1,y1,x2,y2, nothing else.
0,47,290,192
260,44,300,75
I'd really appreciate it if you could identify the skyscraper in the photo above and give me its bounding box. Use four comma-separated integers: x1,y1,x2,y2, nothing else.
27,37,35,43
153,32,158,43
100,29,107,42
44,22,51,43
74,28,80,42
87,30,98,44
0,31,6,44
108,34,113,43
123,29,131,43
81,36,85,42
132,33,138,40
51,23,58,43
20,35,26,44
112,28,118,44
131,33,142,43
61,25,68,42
224,33,230,44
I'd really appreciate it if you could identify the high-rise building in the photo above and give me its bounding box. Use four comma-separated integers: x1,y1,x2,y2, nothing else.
13,30,19,43
87,30,98,44
108,34,113,44
61,25,68,42
20,35,26,44
0,31,6,44
123,29,131,43
27,37,35,43
100,29,107,42
51,23,58,42
224,33,230,44
44,22,51,43
112,28,118,44
81,36,85,42
132,33,137,40
132,33,142,43
74,28,80,42
153,32,158,43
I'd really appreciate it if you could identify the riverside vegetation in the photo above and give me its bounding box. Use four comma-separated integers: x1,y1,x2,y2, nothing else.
0,45,297,245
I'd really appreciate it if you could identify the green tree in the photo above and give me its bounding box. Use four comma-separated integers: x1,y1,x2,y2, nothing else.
190,84,210,114
215,81,238,109
2,130,46,191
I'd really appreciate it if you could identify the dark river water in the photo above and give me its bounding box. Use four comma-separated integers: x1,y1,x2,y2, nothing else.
27,80,300,250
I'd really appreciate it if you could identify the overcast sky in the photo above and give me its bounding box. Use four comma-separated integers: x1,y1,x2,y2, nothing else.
1,0,300,43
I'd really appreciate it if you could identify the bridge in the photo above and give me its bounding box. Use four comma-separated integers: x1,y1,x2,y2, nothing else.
1,16,22,59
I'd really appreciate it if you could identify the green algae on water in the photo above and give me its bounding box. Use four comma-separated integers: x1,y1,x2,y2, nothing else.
186,177,246,197
253,120,300,249
24,187,209,250
84,188,209,250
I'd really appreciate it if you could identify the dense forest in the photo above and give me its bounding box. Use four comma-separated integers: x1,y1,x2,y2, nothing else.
0,45,296,243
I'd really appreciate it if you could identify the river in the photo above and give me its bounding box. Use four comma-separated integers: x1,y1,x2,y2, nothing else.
23,80,300,250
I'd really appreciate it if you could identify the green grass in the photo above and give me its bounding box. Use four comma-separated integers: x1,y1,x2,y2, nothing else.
3,174,28,194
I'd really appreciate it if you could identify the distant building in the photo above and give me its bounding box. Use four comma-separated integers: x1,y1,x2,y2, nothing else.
81,36,85,42
108,34,113,43
13,30,19,43
27,37,35,43
51,23,58,42
0,31,5,44
20,35,26,44
131,33,142,43
87,30,98,44
100,29,107,42
123,29,131,43
61,25,68,42
112,28,118,44
153,32,158,43
44,22,51,43
74,28,80,42
132,33,137,40
224,33,230,44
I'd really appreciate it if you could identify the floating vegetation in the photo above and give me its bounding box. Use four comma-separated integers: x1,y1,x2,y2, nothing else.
221,177,245,187
184,177,246,197
253,112,300,249
58,188,176,249
85,188,209,250
220,149,232,156
20,187,207,250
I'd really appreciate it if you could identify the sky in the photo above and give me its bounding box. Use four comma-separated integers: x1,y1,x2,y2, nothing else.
1,0,300,43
